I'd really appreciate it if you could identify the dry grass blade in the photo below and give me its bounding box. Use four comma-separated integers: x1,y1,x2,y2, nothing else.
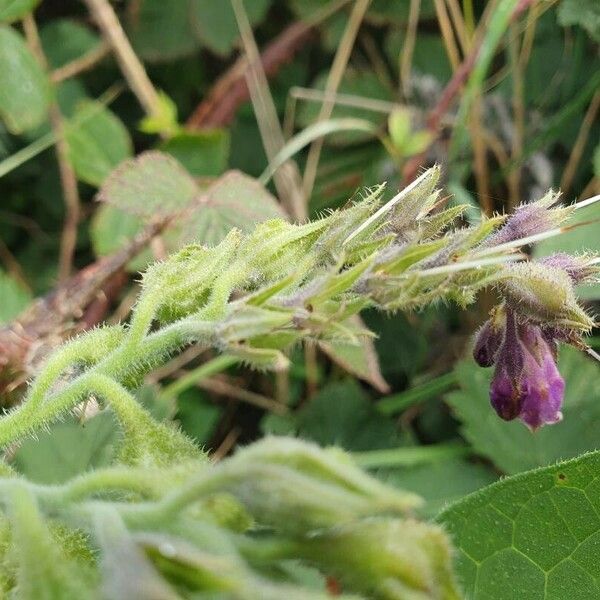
231,0,306,221
302,0,371,199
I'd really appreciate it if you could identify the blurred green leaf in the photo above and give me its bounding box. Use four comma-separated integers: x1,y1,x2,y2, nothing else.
368,0,436,24
191,0,272,56
39,18,100,68
0,0,39,23
446,346,600,474
13,411,119,484
138,91,180,137
127,0,199,62
288,0,346,51
175,388,222,445
297,380,401,451
382,456,497,517
533,202,600,300
66,100,133,187
179,170,285,246
159,130,230,177
388,108,411,150
439,451,600,599
90,203,150,271
558,0,600,42
0,269,31,322
297,69,393,145
0,25,51,133
98,151,198,217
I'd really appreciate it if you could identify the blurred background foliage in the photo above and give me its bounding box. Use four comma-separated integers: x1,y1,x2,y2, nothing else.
0,0,599,518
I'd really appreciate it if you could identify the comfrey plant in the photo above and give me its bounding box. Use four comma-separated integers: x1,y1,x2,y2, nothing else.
0,166,595,598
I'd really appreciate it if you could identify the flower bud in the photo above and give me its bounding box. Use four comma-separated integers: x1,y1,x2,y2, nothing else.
472,308,505,367
293,518,460,600
485,190,571,246
539,253,600,285
501,262,594,332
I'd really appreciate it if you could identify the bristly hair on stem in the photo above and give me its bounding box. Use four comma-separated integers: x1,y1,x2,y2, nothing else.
0,167,595,598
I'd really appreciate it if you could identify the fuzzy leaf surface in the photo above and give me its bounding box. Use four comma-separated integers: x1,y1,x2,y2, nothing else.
439,451,600,599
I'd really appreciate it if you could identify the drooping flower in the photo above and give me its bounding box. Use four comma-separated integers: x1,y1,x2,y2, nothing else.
488,310,564,430
473,307,505,367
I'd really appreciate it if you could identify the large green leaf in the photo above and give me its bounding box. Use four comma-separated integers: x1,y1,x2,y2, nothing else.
0,25,51,133
179,170,285,246
533,202,600,300
297,380,402,451
39,18,101,68
13,411,119,484
98,151,199,217
66,100,133,187
438,451,600,599
446,346,600,474
0,0,39,23
89,203,152,272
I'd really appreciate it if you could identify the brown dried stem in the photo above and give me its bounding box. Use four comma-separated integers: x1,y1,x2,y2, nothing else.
82,0,161,117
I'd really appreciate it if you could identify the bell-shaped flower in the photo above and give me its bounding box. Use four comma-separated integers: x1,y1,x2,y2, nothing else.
489,311,564,430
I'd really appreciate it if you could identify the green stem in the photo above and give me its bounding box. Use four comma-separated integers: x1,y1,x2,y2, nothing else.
160,355,238,399
351,443,469,469
376,372,457,416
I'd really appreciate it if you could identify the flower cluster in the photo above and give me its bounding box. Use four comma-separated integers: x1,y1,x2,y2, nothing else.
473,194,598,430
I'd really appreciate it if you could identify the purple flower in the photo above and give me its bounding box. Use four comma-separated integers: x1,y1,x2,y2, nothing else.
485,191,569,247
473,311,504,367
489,311,564,430
539,253,599,285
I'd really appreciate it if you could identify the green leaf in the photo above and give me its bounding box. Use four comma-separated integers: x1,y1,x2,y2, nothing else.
382,457,497,518
318,316,389,393
90,203,151,271
558,0,600,42
446,346,600,474
388,108,411,150
0,269,31,322
534,202,600,299
319,338,389,393
175,388,222,445
191,0,272,56
127,0,200,62
98,151,199,217
39,18,101,68
66,100,133,187
0,25,51,133
158,129,230,177
297,380,401,451
12,411,119,484
0,0,39,23
179,170,285,246
438,451,600,599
